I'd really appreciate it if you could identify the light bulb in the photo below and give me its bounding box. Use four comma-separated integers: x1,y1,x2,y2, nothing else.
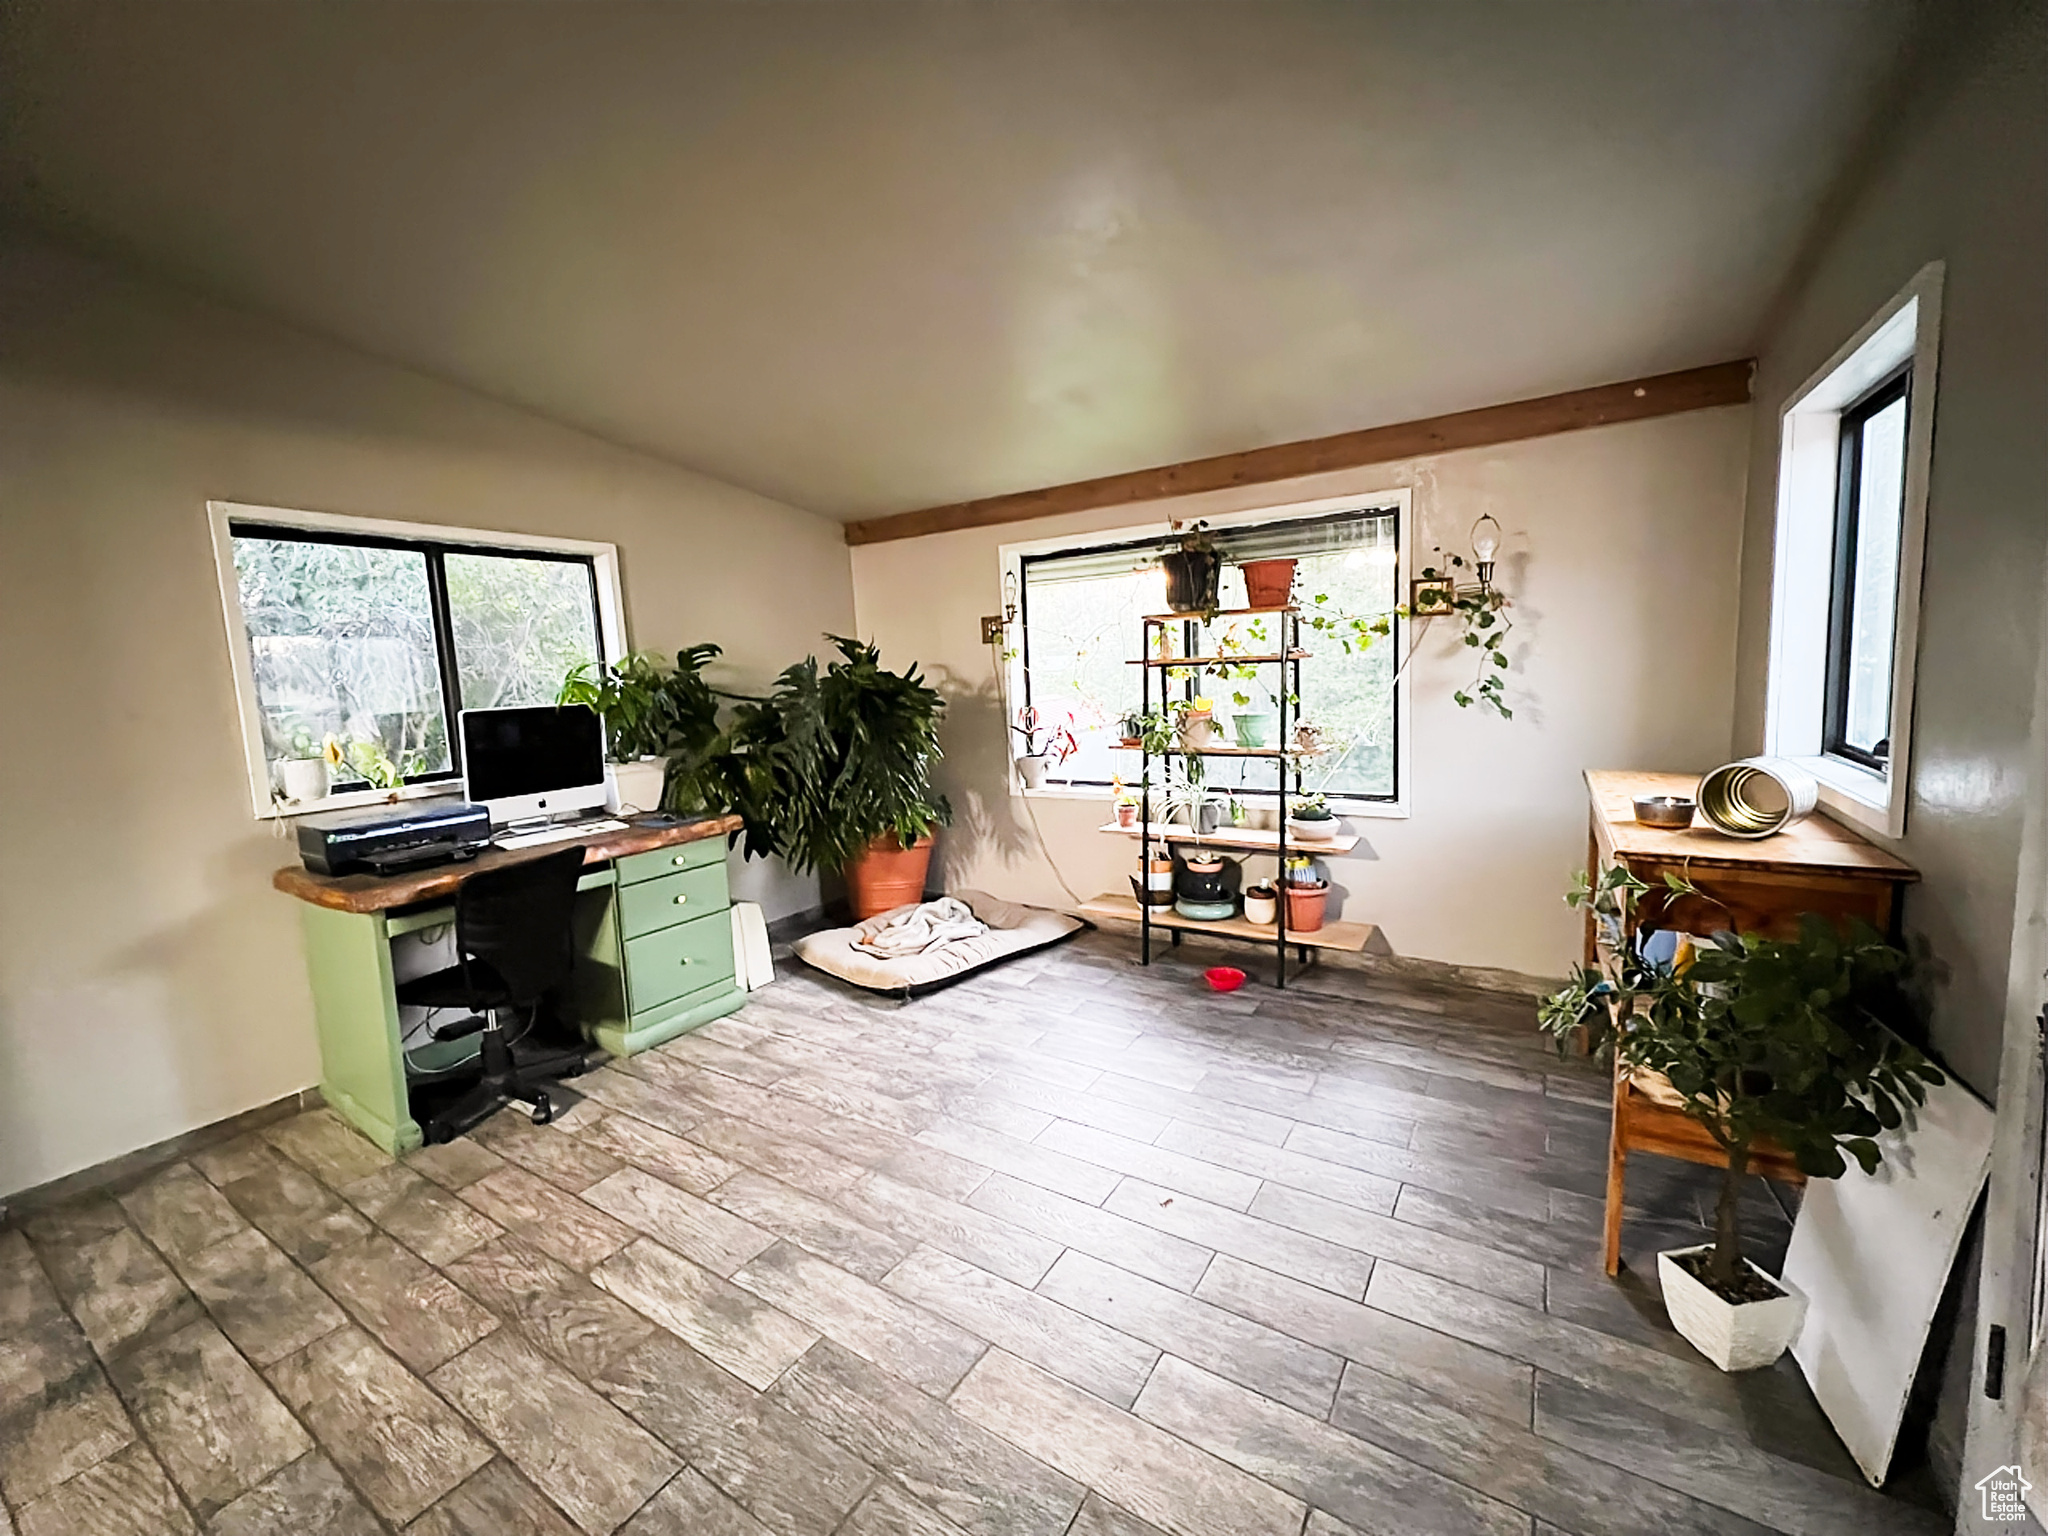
1473,531,1498,562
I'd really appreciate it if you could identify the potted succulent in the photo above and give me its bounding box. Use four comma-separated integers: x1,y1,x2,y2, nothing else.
720,637,951,919
1282,855,1329,932
1112,777,1140,828
560,644,725,813
1539,869,1944,1372
1161,521,1220,614
276,724,330,805
1286,793,1342,843
1009,705,1078,790
1243,881,1278,926
1238,556,1297,608
1117,713,1145,748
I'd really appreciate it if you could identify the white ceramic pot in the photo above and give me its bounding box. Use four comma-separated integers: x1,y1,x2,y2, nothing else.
1243,890,1278,926
280,758,329,804
607,757,669,814
1287,815,1342,843
1657,1244,1808,1372
1179,714,1218,749
1016,754,1051,790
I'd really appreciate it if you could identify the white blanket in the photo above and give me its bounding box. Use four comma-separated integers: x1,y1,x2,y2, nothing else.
851,897,990,959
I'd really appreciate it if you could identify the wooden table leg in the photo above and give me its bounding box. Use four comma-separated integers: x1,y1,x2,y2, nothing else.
1603,1071,1628,1276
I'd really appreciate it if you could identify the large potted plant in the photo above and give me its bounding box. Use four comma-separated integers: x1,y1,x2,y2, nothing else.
1540,869,1943,1371
559,644,725,813
722,636,951,919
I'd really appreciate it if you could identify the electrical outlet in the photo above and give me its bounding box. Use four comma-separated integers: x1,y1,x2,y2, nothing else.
980,615,1006,645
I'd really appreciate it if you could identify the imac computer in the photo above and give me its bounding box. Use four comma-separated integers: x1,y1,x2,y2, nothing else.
460,705,609,830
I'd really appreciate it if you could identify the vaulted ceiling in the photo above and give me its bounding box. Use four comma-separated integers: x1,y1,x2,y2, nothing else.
0,1,1919,519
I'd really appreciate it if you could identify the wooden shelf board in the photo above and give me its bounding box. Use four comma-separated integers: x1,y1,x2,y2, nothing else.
1129,651,1310,667
1143,605,1299,622
1097,822,1360,854
1078,892,1388,954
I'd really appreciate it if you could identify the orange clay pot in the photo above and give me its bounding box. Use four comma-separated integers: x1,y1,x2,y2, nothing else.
1283,879,1329,933
844,832,935,919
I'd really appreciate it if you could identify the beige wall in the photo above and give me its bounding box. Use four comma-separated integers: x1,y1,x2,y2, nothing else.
1725,6,2045,1505
850,406,1751,980
0,232,853,1199
1732,5,2047,1102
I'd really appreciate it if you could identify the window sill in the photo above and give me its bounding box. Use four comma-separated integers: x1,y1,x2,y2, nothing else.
257,780,460,822
1785,753,1901,840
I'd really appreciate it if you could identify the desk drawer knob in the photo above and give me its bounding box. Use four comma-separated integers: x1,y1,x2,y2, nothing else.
672,855,689,866
678,957,695,966
673,894,689,905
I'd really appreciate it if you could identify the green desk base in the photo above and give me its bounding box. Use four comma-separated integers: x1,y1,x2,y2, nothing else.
591,982,746,1058
296,861,742,1156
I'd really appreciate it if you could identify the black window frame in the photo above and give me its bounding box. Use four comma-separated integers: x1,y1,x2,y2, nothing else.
1017,508,1401,805
229,520,602,789
1822,368,1911,771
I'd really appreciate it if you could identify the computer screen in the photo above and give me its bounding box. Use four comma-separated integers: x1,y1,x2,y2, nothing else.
460,705,607,823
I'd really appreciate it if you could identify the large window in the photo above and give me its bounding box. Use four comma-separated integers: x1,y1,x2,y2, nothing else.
212,504,621,815
1763,263,1939,840
1015,507,1399,803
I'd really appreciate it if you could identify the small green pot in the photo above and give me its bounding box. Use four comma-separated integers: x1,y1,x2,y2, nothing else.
1232,712,1276,749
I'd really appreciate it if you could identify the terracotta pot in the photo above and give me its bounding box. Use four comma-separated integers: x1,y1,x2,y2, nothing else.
1284,879,1329,932
1115,803,1139,828
1240,558,1297,608
844,832,934,920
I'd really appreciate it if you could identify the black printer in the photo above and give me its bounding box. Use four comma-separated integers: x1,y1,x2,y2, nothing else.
296,800,493,876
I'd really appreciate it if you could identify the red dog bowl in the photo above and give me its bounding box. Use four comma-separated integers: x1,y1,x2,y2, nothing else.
1204,966,1247,993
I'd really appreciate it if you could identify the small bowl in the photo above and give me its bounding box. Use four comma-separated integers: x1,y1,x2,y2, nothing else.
1203,966,1248,993
1633,794,1697,830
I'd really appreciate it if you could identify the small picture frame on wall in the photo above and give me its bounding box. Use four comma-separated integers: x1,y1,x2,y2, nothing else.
1409,574,1456,615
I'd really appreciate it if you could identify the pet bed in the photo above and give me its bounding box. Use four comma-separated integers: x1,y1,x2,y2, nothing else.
792,889,1085,996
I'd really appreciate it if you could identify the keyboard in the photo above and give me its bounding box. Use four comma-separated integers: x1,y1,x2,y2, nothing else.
492,818,627,851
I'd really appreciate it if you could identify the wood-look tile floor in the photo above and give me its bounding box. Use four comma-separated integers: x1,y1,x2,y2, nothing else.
0,933,1950,1536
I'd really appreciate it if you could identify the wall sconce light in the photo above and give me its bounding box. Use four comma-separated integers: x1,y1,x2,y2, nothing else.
1470,514,1502,591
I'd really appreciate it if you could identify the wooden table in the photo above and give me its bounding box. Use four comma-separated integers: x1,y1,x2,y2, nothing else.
1585,770,1917,1274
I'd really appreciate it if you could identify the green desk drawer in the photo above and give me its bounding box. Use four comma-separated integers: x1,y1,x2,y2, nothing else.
618,838,726,886
619,862,728,940
624,908,736,1014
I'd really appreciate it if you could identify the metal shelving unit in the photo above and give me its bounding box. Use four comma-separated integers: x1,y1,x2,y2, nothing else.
1135,604,1307,987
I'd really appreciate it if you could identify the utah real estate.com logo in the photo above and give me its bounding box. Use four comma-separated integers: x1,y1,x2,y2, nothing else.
1976,1464,2031,1524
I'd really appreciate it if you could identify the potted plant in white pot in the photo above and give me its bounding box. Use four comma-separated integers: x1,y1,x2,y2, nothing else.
560,645,724,814
1009,705,1076,790
1540,869,1944,1371
275,724,330,805
1286,793,1342,843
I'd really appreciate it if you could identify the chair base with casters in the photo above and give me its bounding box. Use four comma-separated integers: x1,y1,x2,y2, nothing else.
394,845,598,1146
414,1007,591,1144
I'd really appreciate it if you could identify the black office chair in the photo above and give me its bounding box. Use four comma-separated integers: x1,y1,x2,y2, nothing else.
397,846,592,1143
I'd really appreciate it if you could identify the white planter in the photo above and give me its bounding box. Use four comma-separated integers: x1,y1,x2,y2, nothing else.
1016,754,1050,790
1286,815,1343,843
1179,715,1219,749
1658,1244,1808,1372
279,758,329,805
606,757,669,814
1243,891,1278,926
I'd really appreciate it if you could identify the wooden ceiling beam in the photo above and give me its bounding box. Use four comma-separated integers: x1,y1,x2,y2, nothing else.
842,358,1754,546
